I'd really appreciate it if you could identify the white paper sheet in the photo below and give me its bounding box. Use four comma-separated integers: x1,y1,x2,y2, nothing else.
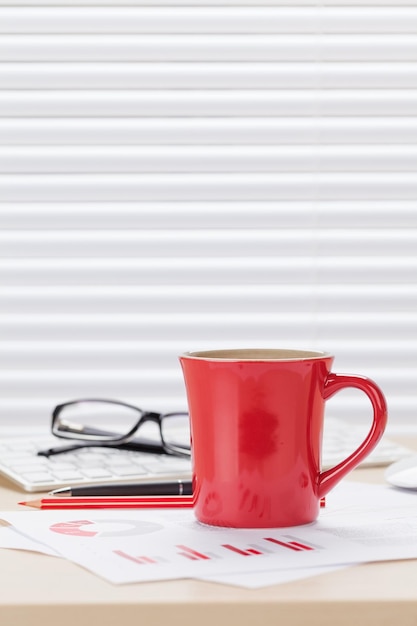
0,516,349,588
0,516,350,588
198,564,351,588
0,509,359,584
1,481,416,585
0,523,59,556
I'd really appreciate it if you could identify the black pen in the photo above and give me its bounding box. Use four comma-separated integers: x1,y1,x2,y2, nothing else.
49,479,193,497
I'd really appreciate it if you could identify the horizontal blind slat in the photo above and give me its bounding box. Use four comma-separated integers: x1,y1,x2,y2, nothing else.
0,229,415,257
0,257,415,286
0,0,413,6
1,173,416,201
1,91,415,117
1,312,415,323
2,118,417,145
1,202,417,229
0,369,412,398
0,370,183,398
0,285,416,314
2,145,417,173
1,35,416,62
0,7,416,34
2,63,417,90
1,339,416,369
0,313,415,342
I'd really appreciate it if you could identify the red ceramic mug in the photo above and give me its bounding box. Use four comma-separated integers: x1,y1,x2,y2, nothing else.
179,349,387,528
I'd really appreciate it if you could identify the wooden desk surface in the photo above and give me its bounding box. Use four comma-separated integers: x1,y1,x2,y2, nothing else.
1,436,416,626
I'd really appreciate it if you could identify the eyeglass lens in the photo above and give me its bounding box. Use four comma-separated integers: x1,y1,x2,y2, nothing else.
160,412,191,453
54,401,148,442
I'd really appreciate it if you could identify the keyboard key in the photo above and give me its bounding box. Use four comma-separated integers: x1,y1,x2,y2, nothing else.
8,462,48,473
141,464,185,474
20,471,55,483
47,462,78,470
0,453,38,463
80,468,114,479
51,469,85,480
111,466,148,477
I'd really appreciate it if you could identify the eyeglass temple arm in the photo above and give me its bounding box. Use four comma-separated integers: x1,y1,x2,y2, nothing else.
37,438,168,458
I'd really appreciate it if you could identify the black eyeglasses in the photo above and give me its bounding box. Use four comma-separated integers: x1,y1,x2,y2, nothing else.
37,398,191,458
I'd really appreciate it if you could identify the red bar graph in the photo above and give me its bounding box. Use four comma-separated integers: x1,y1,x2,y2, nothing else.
113,536,319,569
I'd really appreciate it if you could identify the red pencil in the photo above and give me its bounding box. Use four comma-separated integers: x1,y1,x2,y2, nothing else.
19,495,324,511
19,495,195,510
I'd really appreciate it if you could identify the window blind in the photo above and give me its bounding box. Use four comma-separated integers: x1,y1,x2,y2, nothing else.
0,2,416,430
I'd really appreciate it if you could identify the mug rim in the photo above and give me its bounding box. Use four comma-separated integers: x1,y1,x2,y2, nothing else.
180,348,333,362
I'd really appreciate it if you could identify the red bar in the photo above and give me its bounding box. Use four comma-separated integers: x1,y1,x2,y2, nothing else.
139,556,158,564
177,544,210,560
114,550,147,565
289,541,314,551
222,544,251,556
264,538,302,551
114,550,158,564
246,548,262,555
178,552,198,561
44,496,194,504
33,502,193,511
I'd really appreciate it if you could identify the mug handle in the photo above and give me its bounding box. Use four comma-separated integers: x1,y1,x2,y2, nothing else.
318,373,388,499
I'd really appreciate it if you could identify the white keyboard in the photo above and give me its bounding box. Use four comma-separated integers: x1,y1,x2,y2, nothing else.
0,432,191,493
0,422,413,492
